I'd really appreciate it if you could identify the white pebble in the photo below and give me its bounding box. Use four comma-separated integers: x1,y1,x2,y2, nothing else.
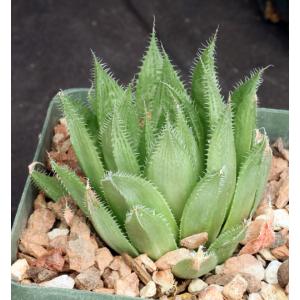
140,281,156,298
11,259,29,281
273,209,289,229
265,260,282,284
40,275,75,289
47,228,69,240
248,293,263,300
188,278,208,293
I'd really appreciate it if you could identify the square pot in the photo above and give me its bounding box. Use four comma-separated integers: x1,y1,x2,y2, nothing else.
11,88,289,300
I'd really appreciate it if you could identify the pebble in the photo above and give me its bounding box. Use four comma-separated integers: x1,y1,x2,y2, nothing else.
271,245,289,261
273,209,289,230
155,248,191,270
222,274,248,300
173,292,195,300
11,259,29,281
260,282,288,300
103,269,120,289
49,235,68,254
277,260,289,288
110,256,131,278
215,264,224,274
75,266,103,290
180,232,208,249
53,132,65,145
40,275,75,289
209,284,223,292
66,237,97,272
206,272,261,293
33,193,47,210
135,254,157,273
35,249,65,272
265,260,282,284
268,157,288,181
223,254,265,281
140,280,157,298
248,293,263,300
198,285,224,300
152,269,174,293
17,252,36,266
270,231,287,249
19,240,48,258
275,176,289,208
27,266,58,283
115,272,140,297
256,254,267,267
21,279,32,285
47,228,69,240
258,249,276,261
95,247,114,273
35,268,58,282
239,219,275,255
27,208,56,233
70,215,91,240
21,228,49,247
188,278,208,293
241,219,265,245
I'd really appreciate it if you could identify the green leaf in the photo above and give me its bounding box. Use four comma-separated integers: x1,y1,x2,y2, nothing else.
71,96,99,143
101,172,178,238
125,206,177,260
222,136,267,231
100,90,140,172
209,224,246,263
175,104,202,175
231,69,264,168
138,102,155,166
100,114,117,171
180,171,225,243
51,160,89,216
117,86,141,152
111,107,140,175
85,185,139,257
163,83,205,161
30,167,67,202
60,93,105,194
191,31,225,131
251,138,272,214
206,106,236,223
90,52,125,125
151,51,189,127
172,251,218,279
135,29,163,116
145,123,198,222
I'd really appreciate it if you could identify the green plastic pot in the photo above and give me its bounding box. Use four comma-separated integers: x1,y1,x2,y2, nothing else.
11,88,289,300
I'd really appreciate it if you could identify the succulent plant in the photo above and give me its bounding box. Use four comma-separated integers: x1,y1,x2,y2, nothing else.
30,29,272,279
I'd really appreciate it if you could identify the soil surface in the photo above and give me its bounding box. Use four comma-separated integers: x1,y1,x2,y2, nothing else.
12,0,288,222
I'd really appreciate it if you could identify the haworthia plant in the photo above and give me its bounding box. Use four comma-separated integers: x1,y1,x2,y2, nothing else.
31,29,272,279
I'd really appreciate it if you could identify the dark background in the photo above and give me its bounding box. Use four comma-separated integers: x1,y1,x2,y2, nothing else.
12,0,288,221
